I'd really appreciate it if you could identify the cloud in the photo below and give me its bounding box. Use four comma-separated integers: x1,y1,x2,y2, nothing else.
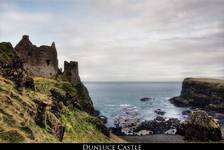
0,0,224,81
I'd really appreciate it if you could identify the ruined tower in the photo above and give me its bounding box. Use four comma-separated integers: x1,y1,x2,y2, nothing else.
15,35,82,85
63,61,81,85
15,35,59,78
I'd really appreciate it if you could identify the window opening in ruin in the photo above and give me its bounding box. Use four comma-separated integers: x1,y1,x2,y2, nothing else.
46,59,50,66
28,51,31,56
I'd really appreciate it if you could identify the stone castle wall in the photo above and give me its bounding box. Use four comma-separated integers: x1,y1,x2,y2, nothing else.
15,35,59,78
63,61,81,85
15,35,81,85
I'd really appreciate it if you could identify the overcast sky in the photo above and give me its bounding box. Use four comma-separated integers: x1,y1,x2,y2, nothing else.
0,0,224,81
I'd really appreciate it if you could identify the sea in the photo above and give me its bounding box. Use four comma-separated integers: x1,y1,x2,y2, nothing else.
84,82,190,127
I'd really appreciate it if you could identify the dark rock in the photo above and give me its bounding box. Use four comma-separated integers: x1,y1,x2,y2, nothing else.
34,100,48,128
169,96,190,107
99,115,108,124
74,83,95,115
19,126,35,140
111,107,183,136
49,87,90,117
110,127,126,136
23,77,35,90
207,104,224,113
213,113,224,125
34,99,65,141
182,110,192,116
93,109,108,124
45,112,65,141
93,110,100,116
140,97,152,102
134,117,181,135
154,109,166,115
50,88,65,118
182,110,222,141
54,125,65,142
112,106,142,136
154,116,165,122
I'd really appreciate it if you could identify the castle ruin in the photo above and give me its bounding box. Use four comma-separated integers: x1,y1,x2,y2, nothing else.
63,61,81,85
15,35,80,85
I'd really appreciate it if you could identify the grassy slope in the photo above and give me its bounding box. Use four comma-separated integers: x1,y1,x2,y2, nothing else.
0,76,124,143
186,78,224,84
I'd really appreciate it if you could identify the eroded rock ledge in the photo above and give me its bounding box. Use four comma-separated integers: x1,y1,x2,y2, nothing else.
170,78,224,112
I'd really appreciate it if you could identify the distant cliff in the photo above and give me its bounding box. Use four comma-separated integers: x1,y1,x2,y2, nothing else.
170,78,224,113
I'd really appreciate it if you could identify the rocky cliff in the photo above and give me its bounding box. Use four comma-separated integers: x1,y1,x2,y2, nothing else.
0,37,123,143
170,78,224,112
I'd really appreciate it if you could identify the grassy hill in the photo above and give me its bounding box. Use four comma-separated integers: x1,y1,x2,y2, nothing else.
0,42,125,143
0,75,126,143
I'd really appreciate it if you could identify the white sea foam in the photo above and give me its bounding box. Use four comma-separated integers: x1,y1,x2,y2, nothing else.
85,82,185,127
119,104,131,107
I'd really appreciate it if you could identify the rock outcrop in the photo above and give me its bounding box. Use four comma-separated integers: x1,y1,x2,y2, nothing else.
111,115,181,136
178,110,222,141
111,106,181,136
0,42,35,90
170,78,224,112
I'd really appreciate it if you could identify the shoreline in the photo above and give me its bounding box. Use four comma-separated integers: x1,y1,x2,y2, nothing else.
119,126,224,143
120,134,186,143
120,134,224,143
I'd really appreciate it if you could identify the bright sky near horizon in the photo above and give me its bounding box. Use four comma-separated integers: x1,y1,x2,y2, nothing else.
0,0,224,81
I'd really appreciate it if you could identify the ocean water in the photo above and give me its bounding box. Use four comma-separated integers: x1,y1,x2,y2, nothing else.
84,82,190,127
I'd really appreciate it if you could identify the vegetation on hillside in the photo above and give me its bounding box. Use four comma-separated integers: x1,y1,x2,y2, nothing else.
0,75,120,143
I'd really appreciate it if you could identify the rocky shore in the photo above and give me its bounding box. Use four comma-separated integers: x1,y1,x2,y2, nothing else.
111,107,223,142
111,78,224,142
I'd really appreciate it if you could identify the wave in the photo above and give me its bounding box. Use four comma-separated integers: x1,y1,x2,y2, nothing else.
119,104,131,107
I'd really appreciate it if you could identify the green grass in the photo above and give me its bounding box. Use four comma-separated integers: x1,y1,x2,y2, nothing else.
34,77,77,96
208,104,224,113
60,107,111,143
19,126,35,140
0,130,25,143
0,75,117,143
0,42,114,143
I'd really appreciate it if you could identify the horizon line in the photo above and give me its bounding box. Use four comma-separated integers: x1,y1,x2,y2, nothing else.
82,80,183,83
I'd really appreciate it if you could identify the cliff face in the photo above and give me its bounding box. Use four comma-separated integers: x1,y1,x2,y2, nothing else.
170,78,224,112
0,36,117,143
0,42,35,90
